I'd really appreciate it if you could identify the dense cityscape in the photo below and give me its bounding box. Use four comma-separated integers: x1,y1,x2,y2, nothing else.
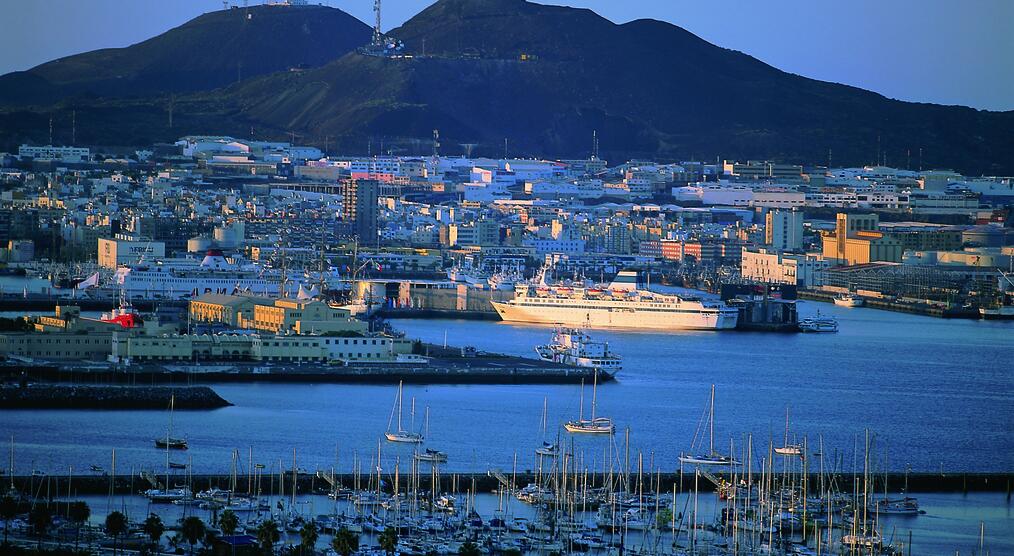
0,1,1011,556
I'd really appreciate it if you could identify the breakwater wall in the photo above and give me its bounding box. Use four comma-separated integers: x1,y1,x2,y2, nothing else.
3,359,612,386
0,384,232,409
7,472,1012,497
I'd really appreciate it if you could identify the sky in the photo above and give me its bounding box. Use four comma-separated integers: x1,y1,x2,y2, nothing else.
2,0,1012,111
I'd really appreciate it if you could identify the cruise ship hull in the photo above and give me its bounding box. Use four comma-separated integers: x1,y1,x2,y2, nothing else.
491,300,738,330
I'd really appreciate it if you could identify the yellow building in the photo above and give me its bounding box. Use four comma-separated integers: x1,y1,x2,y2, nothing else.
117,332,411,363
821,230,903,265
239,298,368,335
189,294,274,327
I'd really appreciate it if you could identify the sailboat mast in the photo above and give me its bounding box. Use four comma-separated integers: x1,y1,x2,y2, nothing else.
578,378,585,420
398,381,404,432
591,371,598,420
709,384,715,455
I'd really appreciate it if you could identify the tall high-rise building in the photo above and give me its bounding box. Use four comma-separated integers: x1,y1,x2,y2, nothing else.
764,209,804,252
341,178,380,245
834,213,878,261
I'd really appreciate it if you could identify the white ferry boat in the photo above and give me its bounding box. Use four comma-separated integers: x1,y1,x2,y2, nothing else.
798,312,839,333
113,250,337,300
535,327,621,373
491,271,738,330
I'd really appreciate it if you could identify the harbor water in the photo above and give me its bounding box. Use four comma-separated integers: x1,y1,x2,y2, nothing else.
2,302,1011,478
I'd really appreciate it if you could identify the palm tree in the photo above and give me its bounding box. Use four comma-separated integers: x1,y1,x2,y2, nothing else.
378,526,398,556
331,527,359,556
458,540,481,556
219,509,239,556
143,513,165,552
257,519,281,555
28,505,52,551
105,511,127,556
67,501,90,550
181,516,206,556
0,495,18,546
299,520,319,555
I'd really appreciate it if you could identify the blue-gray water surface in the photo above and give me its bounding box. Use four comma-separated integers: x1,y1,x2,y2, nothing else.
2,301,1012,477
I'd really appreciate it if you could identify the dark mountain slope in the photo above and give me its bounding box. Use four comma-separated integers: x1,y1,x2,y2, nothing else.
2,0,1010,174
207,0,1011,172
0,4,371,105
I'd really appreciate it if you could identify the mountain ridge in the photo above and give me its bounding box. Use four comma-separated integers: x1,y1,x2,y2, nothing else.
1,0,1010,174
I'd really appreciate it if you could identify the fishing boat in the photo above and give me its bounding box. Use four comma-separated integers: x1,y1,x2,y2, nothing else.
563,373,614,434
833,293,864,307
798,311,838,333
535,326,621,374
384,381,423,443
679,384,739,466
154,395,188,450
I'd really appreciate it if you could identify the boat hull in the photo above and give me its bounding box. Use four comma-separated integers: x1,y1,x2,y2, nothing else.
492,300,737,330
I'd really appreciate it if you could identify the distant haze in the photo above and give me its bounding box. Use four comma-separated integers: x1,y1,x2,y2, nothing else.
3,0,1012,111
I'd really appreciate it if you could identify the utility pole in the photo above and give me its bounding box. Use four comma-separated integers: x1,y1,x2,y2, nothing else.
71,110,76,145
49,115,53,146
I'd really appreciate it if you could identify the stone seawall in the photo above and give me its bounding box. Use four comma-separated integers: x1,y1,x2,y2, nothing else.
0,384,232,409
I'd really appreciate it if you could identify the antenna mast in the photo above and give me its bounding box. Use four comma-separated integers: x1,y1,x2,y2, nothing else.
373,0,382,46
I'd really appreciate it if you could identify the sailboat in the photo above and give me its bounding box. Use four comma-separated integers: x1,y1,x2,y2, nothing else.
413,407,447,462
154,394,188,450
564,372,614,434
535,398,559,457
385,381,423,443
774,407,803,457
678,384,738,465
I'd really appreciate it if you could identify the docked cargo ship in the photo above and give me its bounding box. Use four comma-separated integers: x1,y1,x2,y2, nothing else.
491,271,738,330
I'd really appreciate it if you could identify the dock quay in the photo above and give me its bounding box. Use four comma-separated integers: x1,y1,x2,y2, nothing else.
0,384,231,409
4,472,1011,497
798,289,981,319
1,346,613,386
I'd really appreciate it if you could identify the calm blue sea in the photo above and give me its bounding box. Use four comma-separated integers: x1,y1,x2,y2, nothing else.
2,301,1012,478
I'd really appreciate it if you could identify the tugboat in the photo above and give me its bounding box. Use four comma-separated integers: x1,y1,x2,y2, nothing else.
535,326,621,374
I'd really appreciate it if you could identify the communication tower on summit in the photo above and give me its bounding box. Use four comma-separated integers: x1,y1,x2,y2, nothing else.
358,0,404,57
373,0,383,46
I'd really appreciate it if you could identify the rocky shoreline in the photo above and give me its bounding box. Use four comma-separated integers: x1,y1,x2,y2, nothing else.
0,384,232,409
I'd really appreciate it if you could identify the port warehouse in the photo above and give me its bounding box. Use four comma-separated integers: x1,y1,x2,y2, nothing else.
0,296,414,363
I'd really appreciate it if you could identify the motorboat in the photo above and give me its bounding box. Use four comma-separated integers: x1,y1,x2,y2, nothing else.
833,293,864,307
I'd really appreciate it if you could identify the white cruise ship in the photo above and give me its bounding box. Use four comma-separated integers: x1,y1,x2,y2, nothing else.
491,271,738,330
113,250,338,300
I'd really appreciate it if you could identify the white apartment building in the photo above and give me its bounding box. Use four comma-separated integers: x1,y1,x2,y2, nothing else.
741,247,829,287
19,144,90,163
